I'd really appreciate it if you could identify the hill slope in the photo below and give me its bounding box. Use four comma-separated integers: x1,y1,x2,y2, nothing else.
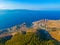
5,29,59,45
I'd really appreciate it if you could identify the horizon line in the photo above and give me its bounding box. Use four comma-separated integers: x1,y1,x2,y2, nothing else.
0,9,60,11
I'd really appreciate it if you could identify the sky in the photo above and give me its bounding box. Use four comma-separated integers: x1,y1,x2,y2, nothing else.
0,0,60,10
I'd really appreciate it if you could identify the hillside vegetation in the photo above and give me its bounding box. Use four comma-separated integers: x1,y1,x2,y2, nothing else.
0,29,60,45
5,29,60,45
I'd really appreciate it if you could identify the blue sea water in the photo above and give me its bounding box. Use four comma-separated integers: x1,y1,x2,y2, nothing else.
0,10,60,29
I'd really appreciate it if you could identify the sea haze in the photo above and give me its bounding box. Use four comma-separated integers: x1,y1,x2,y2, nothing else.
0,9,60,29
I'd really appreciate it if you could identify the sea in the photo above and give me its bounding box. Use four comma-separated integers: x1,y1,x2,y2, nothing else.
0,9,60,29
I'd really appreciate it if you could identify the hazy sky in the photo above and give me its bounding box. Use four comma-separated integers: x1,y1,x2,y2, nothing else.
0,0,60,10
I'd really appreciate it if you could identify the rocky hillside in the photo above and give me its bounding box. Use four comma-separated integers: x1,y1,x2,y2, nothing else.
0,19,60,42
32,19,60,41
